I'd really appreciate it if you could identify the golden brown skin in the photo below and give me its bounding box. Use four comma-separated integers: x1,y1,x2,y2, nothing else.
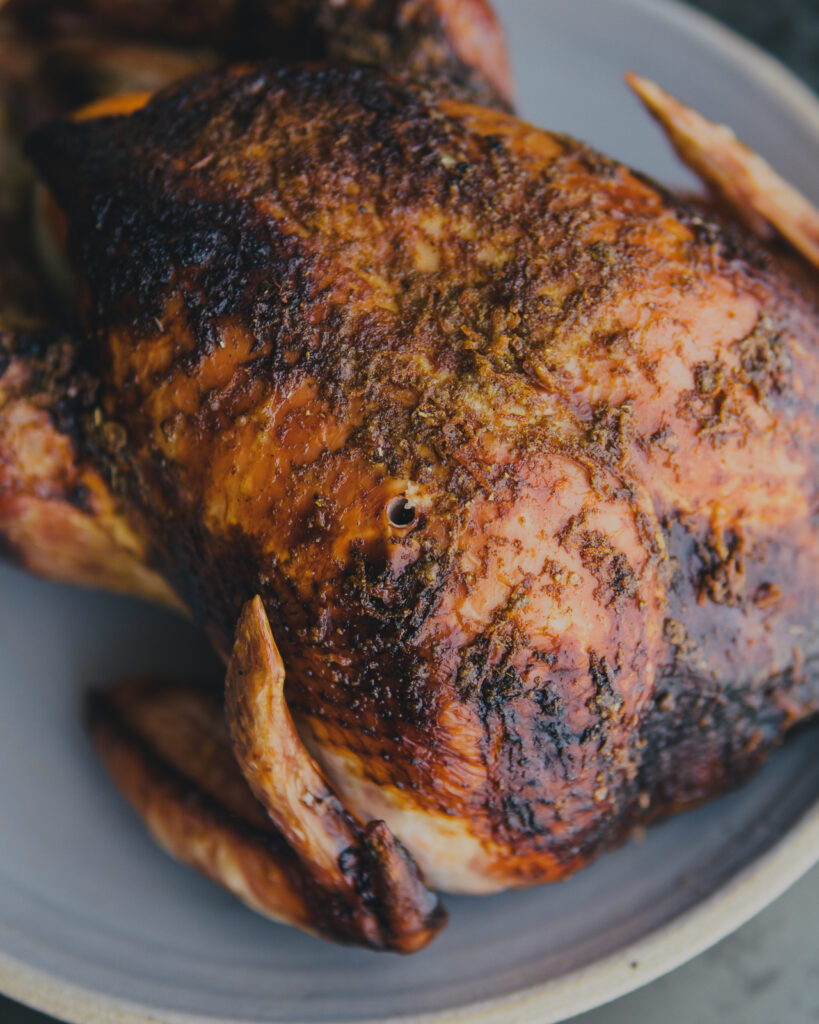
87,679,323,939
0,5,201,598
88,674,443,949
0,78,178,602
224,596,443,949
24,64,819,917
0,328,181,603
0,0,511,603
0,2,516,948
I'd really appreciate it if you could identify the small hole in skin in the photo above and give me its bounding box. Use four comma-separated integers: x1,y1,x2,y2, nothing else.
386,496,416,528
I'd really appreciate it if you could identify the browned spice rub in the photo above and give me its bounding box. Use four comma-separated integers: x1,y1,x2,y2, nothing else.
27,63,819,874
2,58,817,947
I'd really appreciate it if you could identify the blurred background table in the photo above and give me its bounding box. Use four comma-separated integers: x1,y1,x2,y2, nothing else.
693,0,818,92
1,0,817,1021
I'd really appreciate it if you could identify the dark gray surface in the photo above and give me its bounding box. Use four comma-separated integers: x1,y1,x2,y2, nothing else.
574,865,819,1024
688,0,819,92
1,1,817,1022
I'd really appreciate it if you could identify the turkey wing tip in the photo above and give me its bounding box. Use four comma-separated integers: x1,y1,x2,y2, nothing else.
625,70,819,270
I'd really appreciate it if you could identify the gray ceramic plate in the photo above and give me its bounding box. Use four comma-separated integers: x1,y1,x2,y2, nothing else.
1,1,818,1022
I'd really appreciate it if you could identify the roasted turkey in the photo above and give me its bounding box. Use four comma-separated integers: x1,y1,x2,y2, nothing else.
1,0,818,952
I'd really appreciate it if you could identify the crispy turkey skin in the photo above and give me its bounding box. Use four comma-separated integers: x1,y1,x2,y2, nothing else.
21,64,819,914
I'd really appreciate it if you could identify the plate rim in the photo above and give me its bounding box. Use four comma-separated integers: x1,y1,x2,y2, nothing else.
2,800,818,1024
2,0,818,1022
625,0,819,139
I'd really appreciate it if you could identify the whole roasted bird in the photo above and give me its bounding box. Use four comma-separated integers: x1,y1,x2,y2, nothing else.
1,0,818,952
